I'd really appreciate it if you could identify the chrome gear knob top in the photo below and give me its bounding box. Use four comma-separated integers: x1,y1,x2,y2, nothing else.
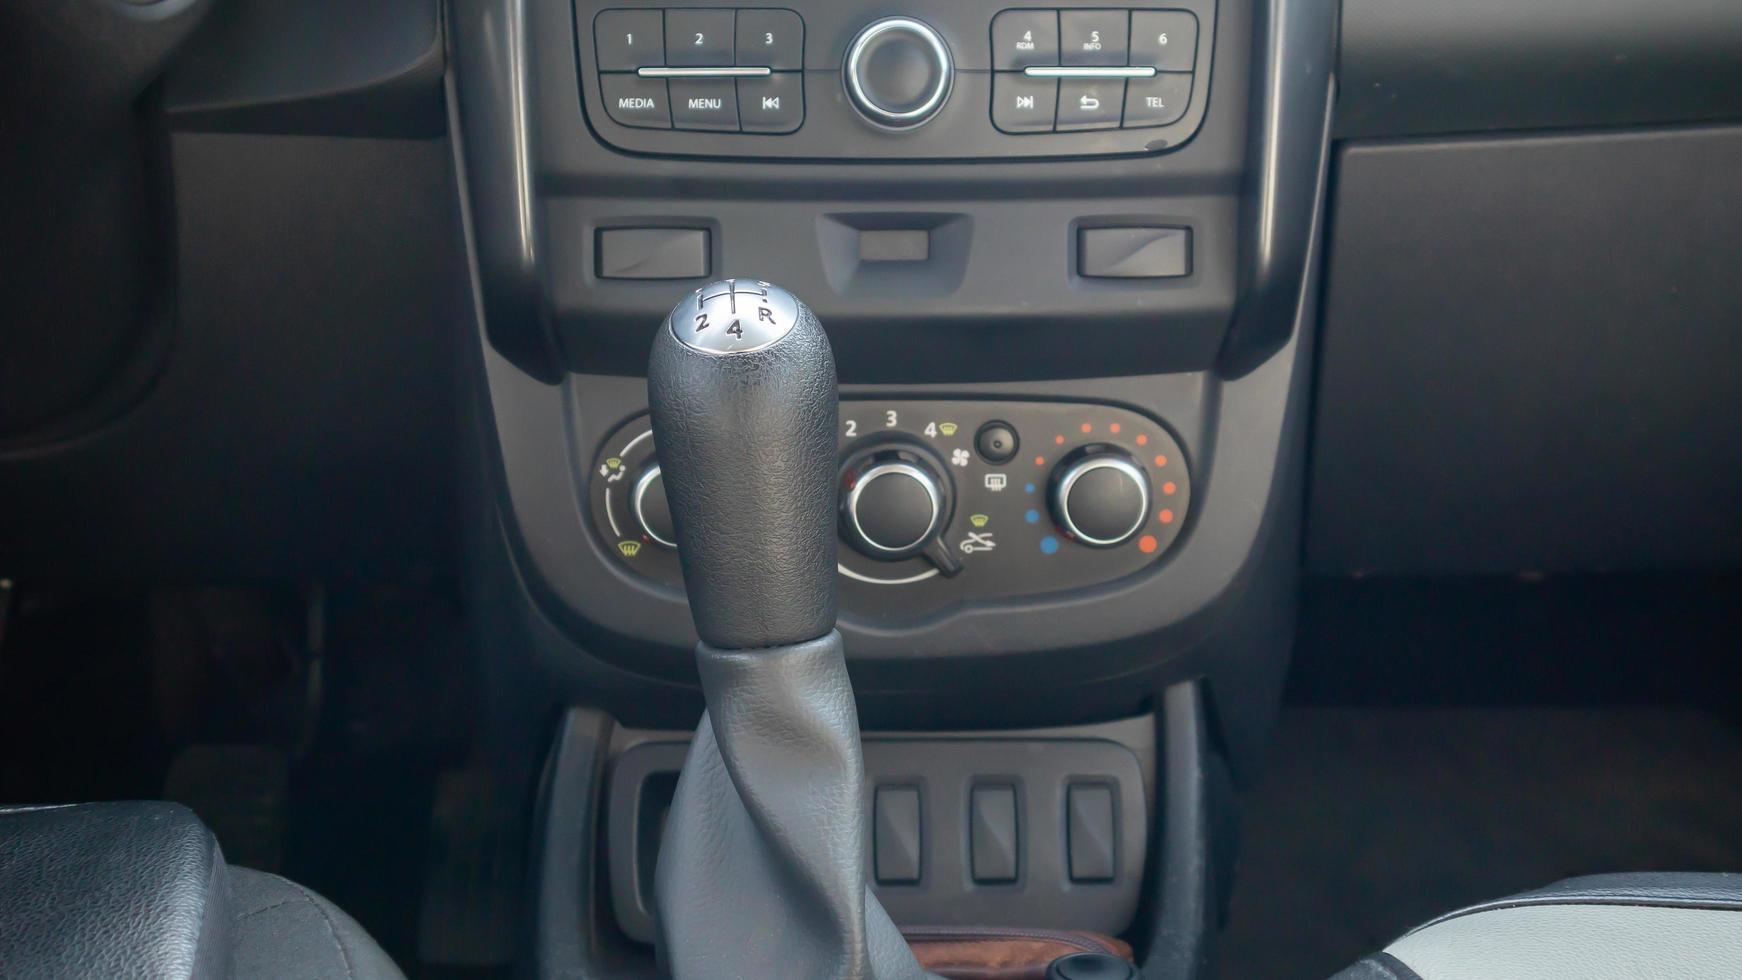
664,278,804,356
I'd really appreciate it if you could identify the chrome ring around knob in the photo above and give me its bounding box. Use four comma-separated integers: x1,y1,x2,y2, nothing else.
1054,455,1151,548
632,464,677,548
844,17,954,129
845,460,943,555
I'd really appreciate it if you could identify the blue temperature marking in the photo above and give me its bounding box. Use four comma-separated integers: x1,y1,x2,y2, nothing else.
1039,536,1059,555
1025,509,1041,524
1024,482,1036,494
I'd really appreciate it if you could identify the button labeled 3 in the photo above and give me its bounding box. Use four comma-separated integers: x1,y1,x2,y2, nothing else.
736,9,803,69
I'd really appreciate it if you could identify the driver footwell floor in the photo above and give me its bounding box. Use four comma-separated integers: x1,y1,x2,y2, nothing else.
1212,707,1742,980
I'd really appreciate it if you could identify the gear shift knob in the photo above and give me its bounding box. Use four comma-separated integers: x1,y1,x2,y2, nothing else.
648,279,839,650
648,282,935,980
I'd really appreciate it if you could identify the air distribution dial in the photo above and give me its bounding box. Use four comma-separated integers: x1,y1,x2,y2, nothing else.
841,446,946,559
1049,446,1152,548
631,463,677,548
844,17,954,129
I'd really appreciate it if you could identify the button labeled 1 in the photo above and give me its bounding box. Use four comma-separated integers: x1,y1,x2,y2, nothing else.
595,9,664,71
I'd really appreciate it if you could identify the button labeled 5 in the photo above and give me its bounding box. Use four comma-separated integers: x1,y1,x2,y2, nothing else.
1060,10,1130,67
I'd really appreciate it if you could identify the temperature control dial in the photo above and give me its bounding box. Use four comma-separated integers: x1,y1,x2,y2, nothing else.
1050,447,1152,548
840,444,953,563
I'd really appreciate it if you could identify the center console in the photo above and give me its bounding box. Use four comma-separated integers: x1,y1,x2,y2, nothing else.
447,0,1337,973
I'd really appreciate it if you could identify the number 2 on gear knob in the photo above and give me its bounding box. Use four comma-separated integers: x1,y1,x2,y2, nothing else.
646,279,841,651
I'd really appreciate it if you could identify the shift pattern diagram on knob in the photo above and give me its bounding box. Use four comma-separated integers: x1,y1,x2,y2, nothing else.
586,399,1191,618
667,278,802,355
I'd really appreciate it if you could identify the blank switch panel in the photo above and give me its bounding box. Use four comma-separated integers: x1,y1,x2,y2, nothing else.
858,735,1148,933
1067,783,1118,882
970,785,1020,883
874,785,923,885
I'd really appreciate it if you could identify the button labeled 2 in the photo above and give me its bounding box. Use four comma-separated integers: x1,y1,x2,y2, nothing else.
665,9,734,66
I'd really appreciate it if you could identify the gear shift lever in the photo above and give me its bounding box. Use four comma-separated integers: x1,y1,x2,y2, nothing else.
648,281,933,980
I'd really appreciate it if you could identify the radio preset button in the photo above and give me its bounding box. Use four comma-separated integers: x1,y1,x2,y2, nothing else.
595,9,665,71
1060,10,1130,67
1130,10,1198,72
666,9,735,66
992,10,1059,70
737,9,804,69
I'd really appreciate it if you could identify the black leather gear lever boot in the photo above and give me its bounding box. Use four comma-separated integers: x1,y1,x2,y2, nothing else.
648,280,935,980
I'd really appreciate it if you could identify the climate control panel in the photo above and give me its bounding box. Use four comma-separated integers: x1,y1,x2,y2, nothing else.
587,399,1191,616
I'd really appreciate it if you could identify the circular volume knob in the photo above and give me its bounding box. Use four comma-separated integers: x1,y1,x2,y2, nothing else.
632,464,677,548
841,447,948,560
844,17,953,129
1050,448,1152,548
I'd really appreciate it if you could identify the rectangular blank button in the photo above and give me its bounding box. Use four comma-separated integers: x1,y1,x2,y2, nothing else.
597,229,709,280
1067,784,1117,882
1079,227,1191,278
874,786,922,885
970,785,1019,883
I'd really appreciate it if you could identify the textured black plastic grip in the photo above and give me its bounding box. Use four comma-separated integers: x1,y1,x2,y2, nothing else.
647,289,839,650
